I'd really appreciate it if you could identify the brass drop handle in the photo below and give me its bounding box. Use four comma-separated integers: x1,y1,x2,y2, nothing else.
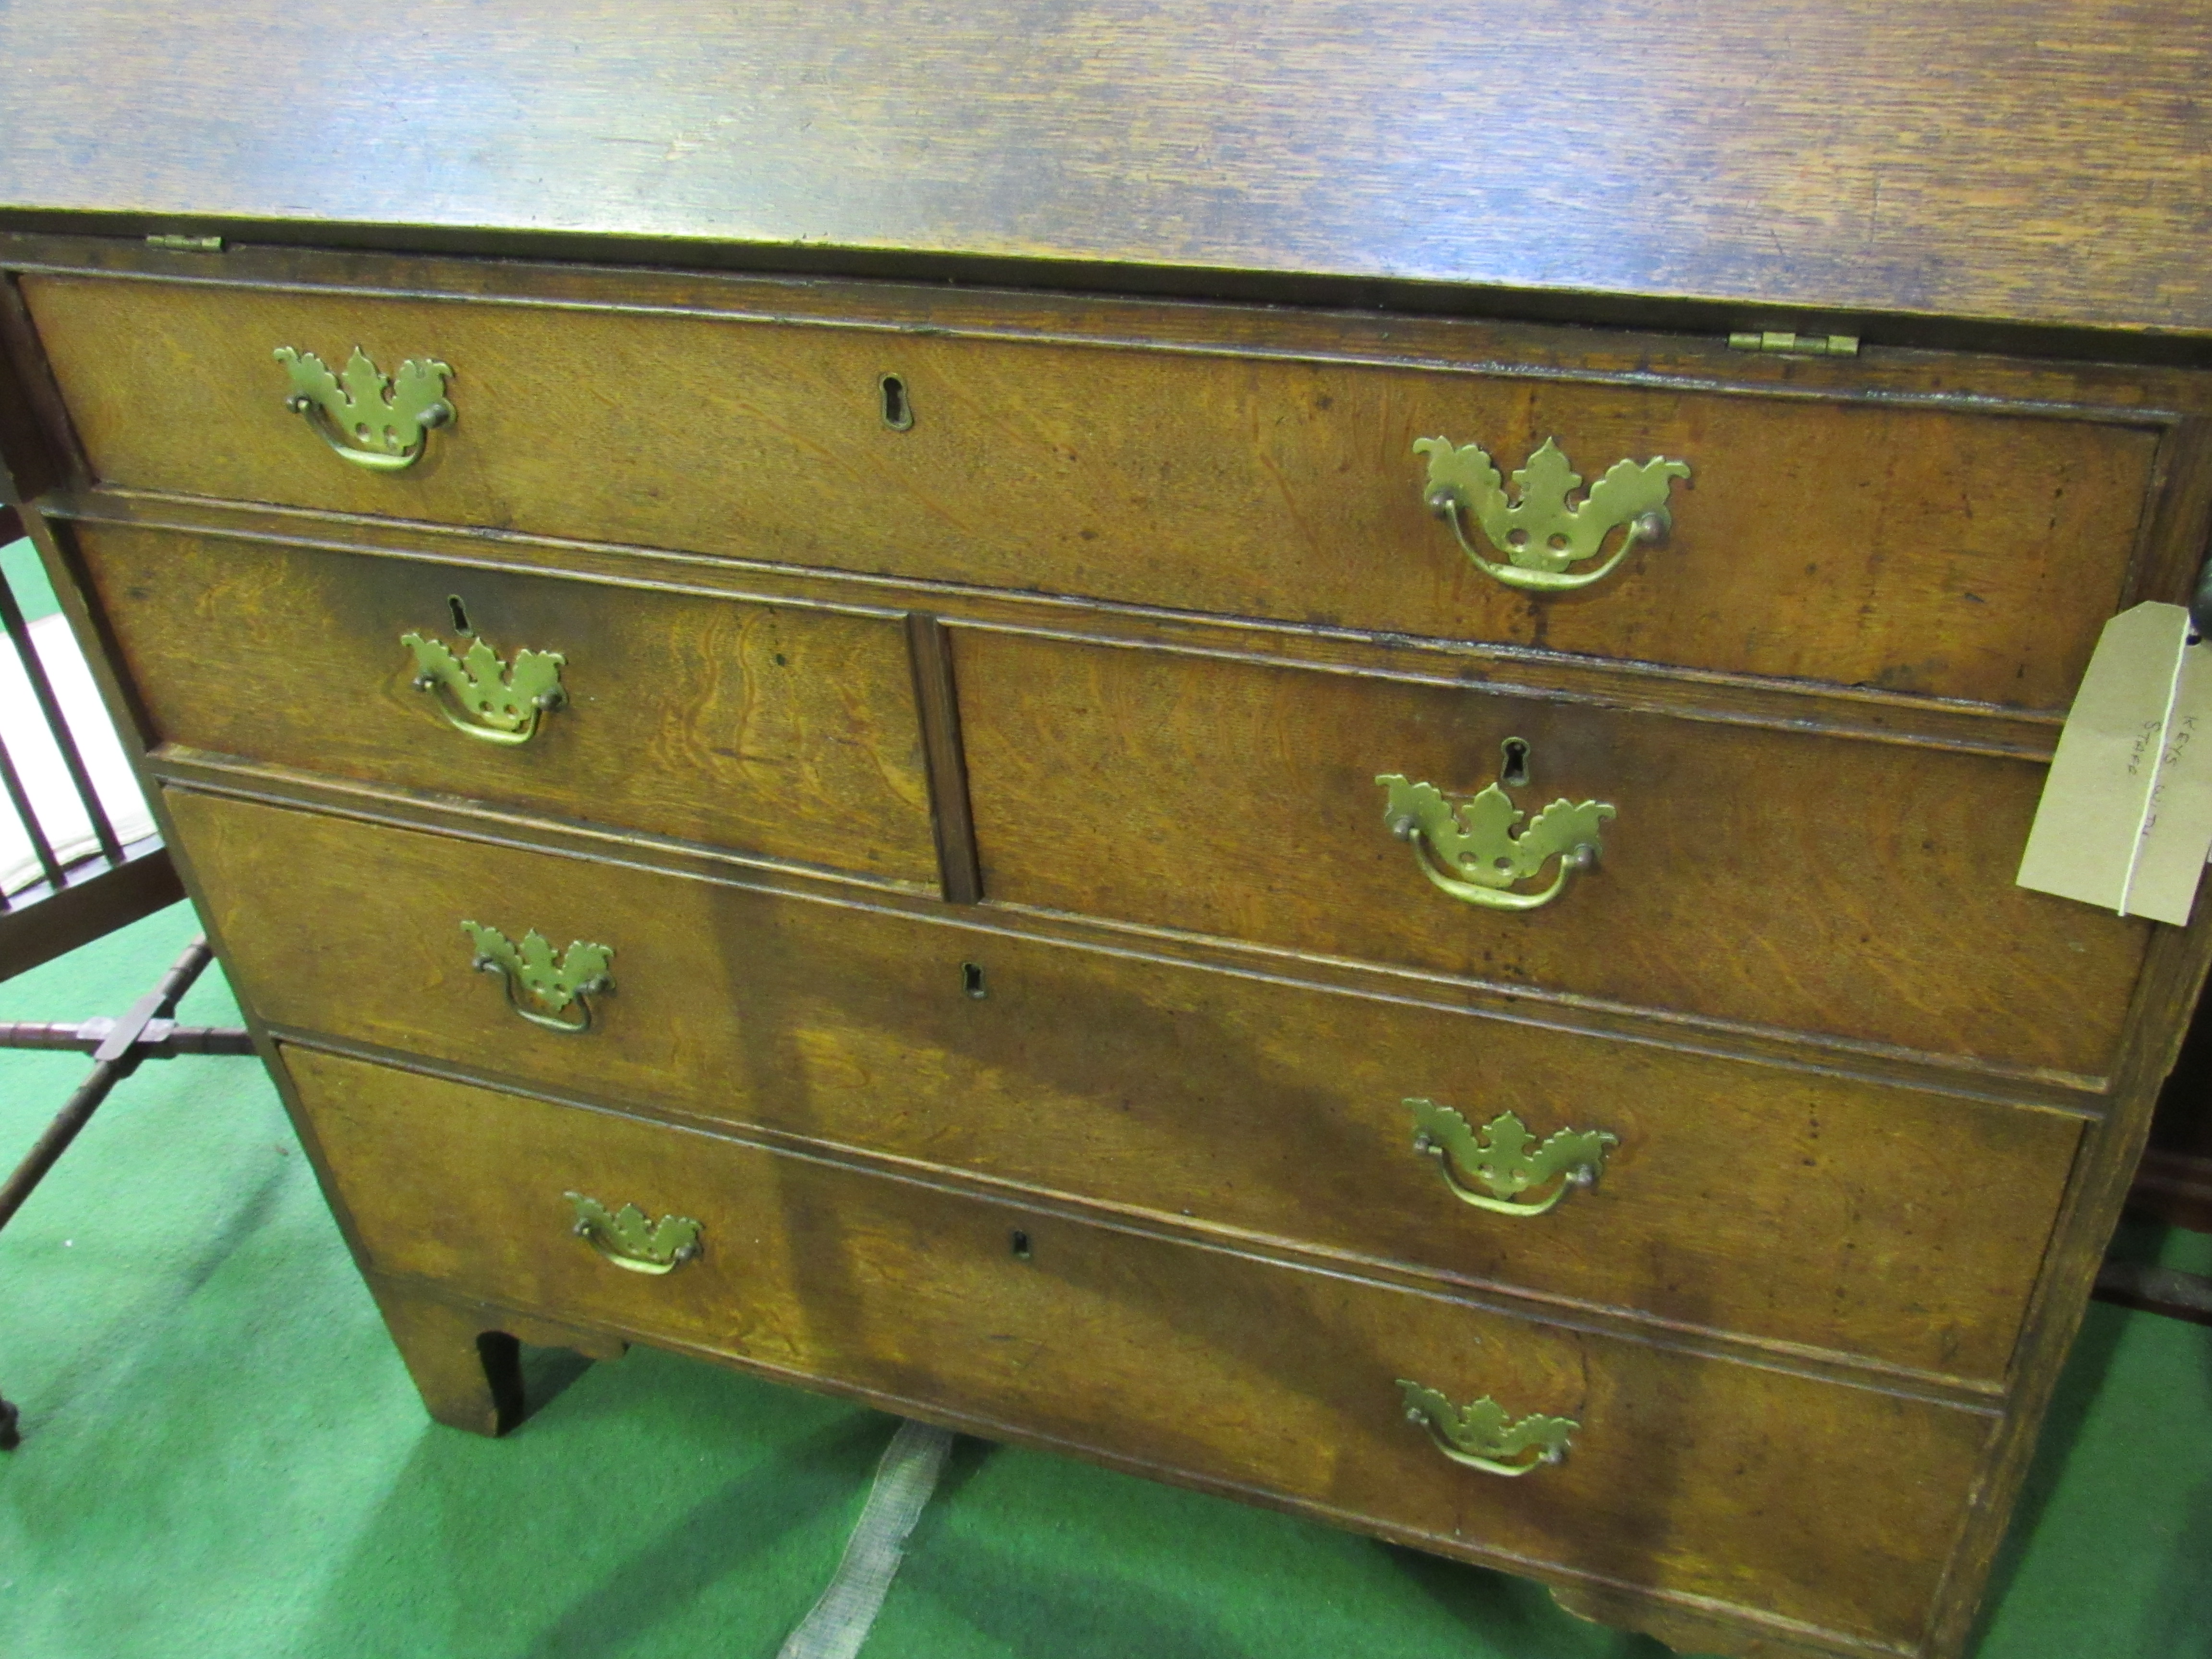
462,921,613,1034
276,345,453,470
1415,436,1689,593
1378,771,1613,912
401,631,567,745
1406,1100,1615,1216
1397,1380,1577,1477
565,1193,701,1274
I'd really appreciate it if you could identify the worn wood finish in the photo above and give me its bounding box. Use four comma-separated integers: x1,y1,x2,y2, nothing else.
2,33,2206,1639
957,630,2150,1079
172,786,2079,1384
904,614,982,905
2,3,2209,340
71,521,939,888
22,231,2212,417
20,272,2163,709
48,485,2083,766
153,745,2122,1120
288,1043,1998,1653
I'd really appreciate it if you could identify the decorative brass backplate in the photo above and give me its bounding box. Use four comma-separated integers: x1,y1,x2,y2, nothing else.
461,922,613,1034
1414,436,1689,592
1406,1100,1616,1216
565,1193,702,1274
401,631,566,745
1378,773,1613,910
1397,1380,1577,1477
275,345,453,470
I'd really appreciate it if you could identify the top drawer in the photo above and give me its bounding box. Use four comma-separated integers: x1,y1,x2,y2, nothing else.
21,271,2158,709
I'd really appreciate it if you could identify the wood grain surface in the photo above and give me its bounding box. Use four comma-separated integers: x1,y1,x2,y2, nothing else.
23,272,2162,708
169,786,2078,1382
289,1043,1997,1652
0,28,2203,1650
956,629,2152,1079
75,522,939,886
0,3,2207,338
46,485,2096,766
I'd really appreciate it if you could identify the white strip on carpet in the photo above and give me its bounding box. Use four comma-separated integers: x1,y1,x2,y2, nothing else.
777,1419,956,1659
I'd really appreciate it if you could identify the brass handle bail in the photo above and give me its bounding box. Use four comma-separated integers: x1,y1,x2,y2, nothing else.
276,345,453,470
1415,435,1688,593
1378,769,1613,913
462,921,613,1034
565,1193,701,1274
1406,1100,1616,1216
401,631,566,745
1397,1380,1577,1477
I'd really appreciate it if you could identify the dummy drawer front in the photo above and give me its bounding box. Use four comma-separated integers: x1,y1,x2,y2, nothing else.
173,788,2076,1381
23,269,2156,708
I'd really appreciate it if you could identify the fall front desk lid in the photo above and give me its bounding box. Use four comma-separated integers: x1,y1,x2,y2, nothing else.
0,0,2206,340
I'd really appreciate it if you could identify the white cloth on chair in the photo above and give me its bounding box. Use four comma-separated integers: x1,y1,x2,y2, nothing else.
0,611,156,896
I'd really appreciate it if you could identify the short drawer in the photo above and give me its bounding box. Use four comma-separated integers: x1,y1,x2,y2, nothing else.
286,1045,1995,1651
174,788,2079,1382
78,522,939,887
24,270,2157,708
955,630,2151,1078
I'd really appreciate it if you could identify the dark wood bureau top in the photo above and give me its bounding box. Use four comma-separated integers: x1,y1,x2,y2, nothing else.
1,2,2207,347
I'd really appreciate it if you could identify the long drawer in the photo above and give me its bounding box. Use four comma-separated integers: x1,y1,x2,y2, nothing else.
172,788,2079,1382
284,1044,1996,1651
24,270,2155,708
74,522,940,886
955,629,2149,1077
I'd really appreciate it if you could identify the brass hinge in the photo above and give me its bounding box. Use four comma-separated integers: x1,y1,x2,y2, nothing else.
1728,329,1859,358
145,234,224,252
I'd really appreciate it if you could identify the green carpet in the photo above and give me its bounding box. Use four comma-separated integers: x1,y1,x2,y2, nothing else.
3,534,58,622
2,903,2207,1658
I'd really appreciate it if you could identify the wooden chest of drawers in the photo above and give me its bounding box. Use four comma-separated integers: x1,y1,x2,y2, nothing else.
3,6,2208,1656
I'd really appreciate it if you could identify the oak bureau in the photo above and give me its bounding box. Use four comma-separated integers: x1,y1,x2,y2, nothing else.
3,5,2209,1656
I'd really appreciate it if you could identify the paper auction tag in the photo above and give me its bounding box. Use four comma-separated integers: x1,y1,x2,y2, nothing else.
2018,602,2212,925
2129,644,2212,922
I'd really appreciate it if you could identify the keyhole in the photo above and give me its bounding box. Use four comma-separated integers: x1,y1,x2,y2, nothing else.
1500,736,1531,788
446,594,472,635
1010,1229,1033,1261
962,962,987,999
879,374,914,431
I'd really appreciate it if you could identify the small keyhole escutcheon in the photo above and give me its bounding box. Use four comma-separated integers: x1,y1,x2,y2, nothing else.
880,374,914,431
1500,736,1531,788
